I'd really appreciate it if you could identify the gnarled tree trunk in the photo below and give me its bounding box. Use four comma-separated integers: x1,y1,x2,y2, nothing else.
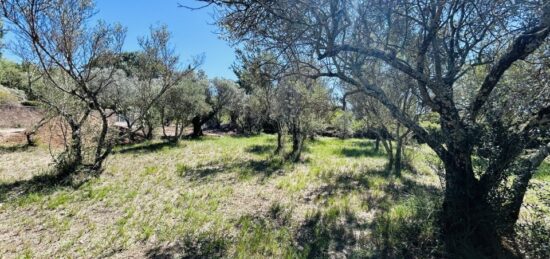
191,116,204,138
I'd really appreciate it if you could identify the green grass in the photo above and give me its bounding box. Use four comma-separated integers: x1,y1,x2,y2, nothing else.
534,160,550,181
0,134,548,257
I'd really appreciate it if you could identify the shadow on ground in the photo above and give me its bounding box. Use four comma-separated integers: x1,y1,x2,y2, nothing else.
182,158,285,182
337,140,385,158
244,144,275,155
0,170,84,202
296,166,442,258
116,141,180,154
0,143,32,153
145,233,228,259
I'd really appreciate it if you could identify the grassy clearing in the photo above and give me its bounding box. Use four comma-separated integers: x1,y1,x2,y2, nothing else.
0,134,548,258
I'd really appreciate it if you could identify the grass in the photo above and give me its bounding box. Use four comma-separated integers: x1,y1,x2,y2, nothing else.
0,134,548,258
535,160,550,181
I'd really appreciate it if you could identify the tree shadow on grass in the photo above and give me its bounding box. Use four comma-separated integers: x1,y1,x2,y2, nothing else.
295,208,360,258
338,147,385,158
115,141,179,154
0,170,85,203
337,140,385,158
145,233,228,259
297,165,443,258
182,158,285,182
244,144,275,155
0,143,32,153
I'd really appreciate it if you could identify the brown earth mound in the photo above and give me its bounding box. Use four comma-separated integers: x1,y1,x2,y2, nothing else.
0,105,69,147
0,104,43,128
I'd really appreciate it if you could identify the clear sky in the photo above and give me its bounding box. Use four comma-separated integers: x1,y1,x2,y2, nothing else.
3,0,237,79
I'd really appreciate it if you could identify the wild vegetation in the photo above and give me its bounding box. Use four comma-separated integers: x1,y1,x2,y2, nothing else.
0,135,547,258
0,0,549,258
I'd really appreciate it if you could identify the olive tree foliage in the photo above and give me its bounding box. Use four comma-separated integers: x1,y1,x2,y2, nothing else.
232,51,281,133
349,66,423,176
190,77,242,137
1,0,126,173
102,26,194,141
274,76,332,161
1,0,190,174
158,71,210,140
202,0,550,256
0,59,23,91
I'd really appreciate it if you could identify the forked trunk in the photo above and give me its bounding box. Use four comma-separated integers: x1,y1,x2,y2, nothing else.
441,150,516,258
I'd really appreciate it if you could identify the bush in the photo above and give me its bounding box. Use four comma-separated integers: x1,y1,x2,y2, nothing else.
0,85,24,105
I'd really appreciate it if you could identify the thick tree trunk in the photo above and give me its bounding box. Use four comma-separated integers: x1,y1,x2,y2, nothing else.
441,148,515,258
55,124,83,176
191,116,204,138
25,133,35,146
69,127,83,166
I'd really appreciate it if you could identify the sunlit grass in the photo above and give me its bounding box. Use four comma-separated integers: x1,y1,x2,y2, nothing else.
0,134,547,257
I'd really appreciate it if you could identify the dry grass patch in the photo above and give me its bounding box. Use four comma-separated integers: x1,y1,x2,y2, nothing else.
0,135,547,258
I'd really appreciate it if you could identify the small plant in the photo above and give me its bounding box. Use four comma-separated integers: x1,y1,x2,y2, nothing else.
141,224,155,241
175,163,188,177
143,166,159,175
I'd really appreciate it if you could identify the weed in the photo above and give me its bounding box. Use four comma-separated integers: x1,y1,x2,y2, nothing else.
175,163,188,177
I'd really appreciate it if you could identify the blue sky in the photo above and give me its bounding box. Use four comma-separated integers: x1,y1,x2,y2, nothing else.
3,0,237,79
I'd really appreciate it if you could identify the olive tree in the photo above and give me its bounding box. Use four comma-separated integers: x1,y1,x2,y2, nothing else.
1,0,127,173
158,71,210,140
203,0,550,255
274,76,331,161
233,51,281,133
106,26,192,140
190,77,242,137
349,66,422,176
1,0,192,174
